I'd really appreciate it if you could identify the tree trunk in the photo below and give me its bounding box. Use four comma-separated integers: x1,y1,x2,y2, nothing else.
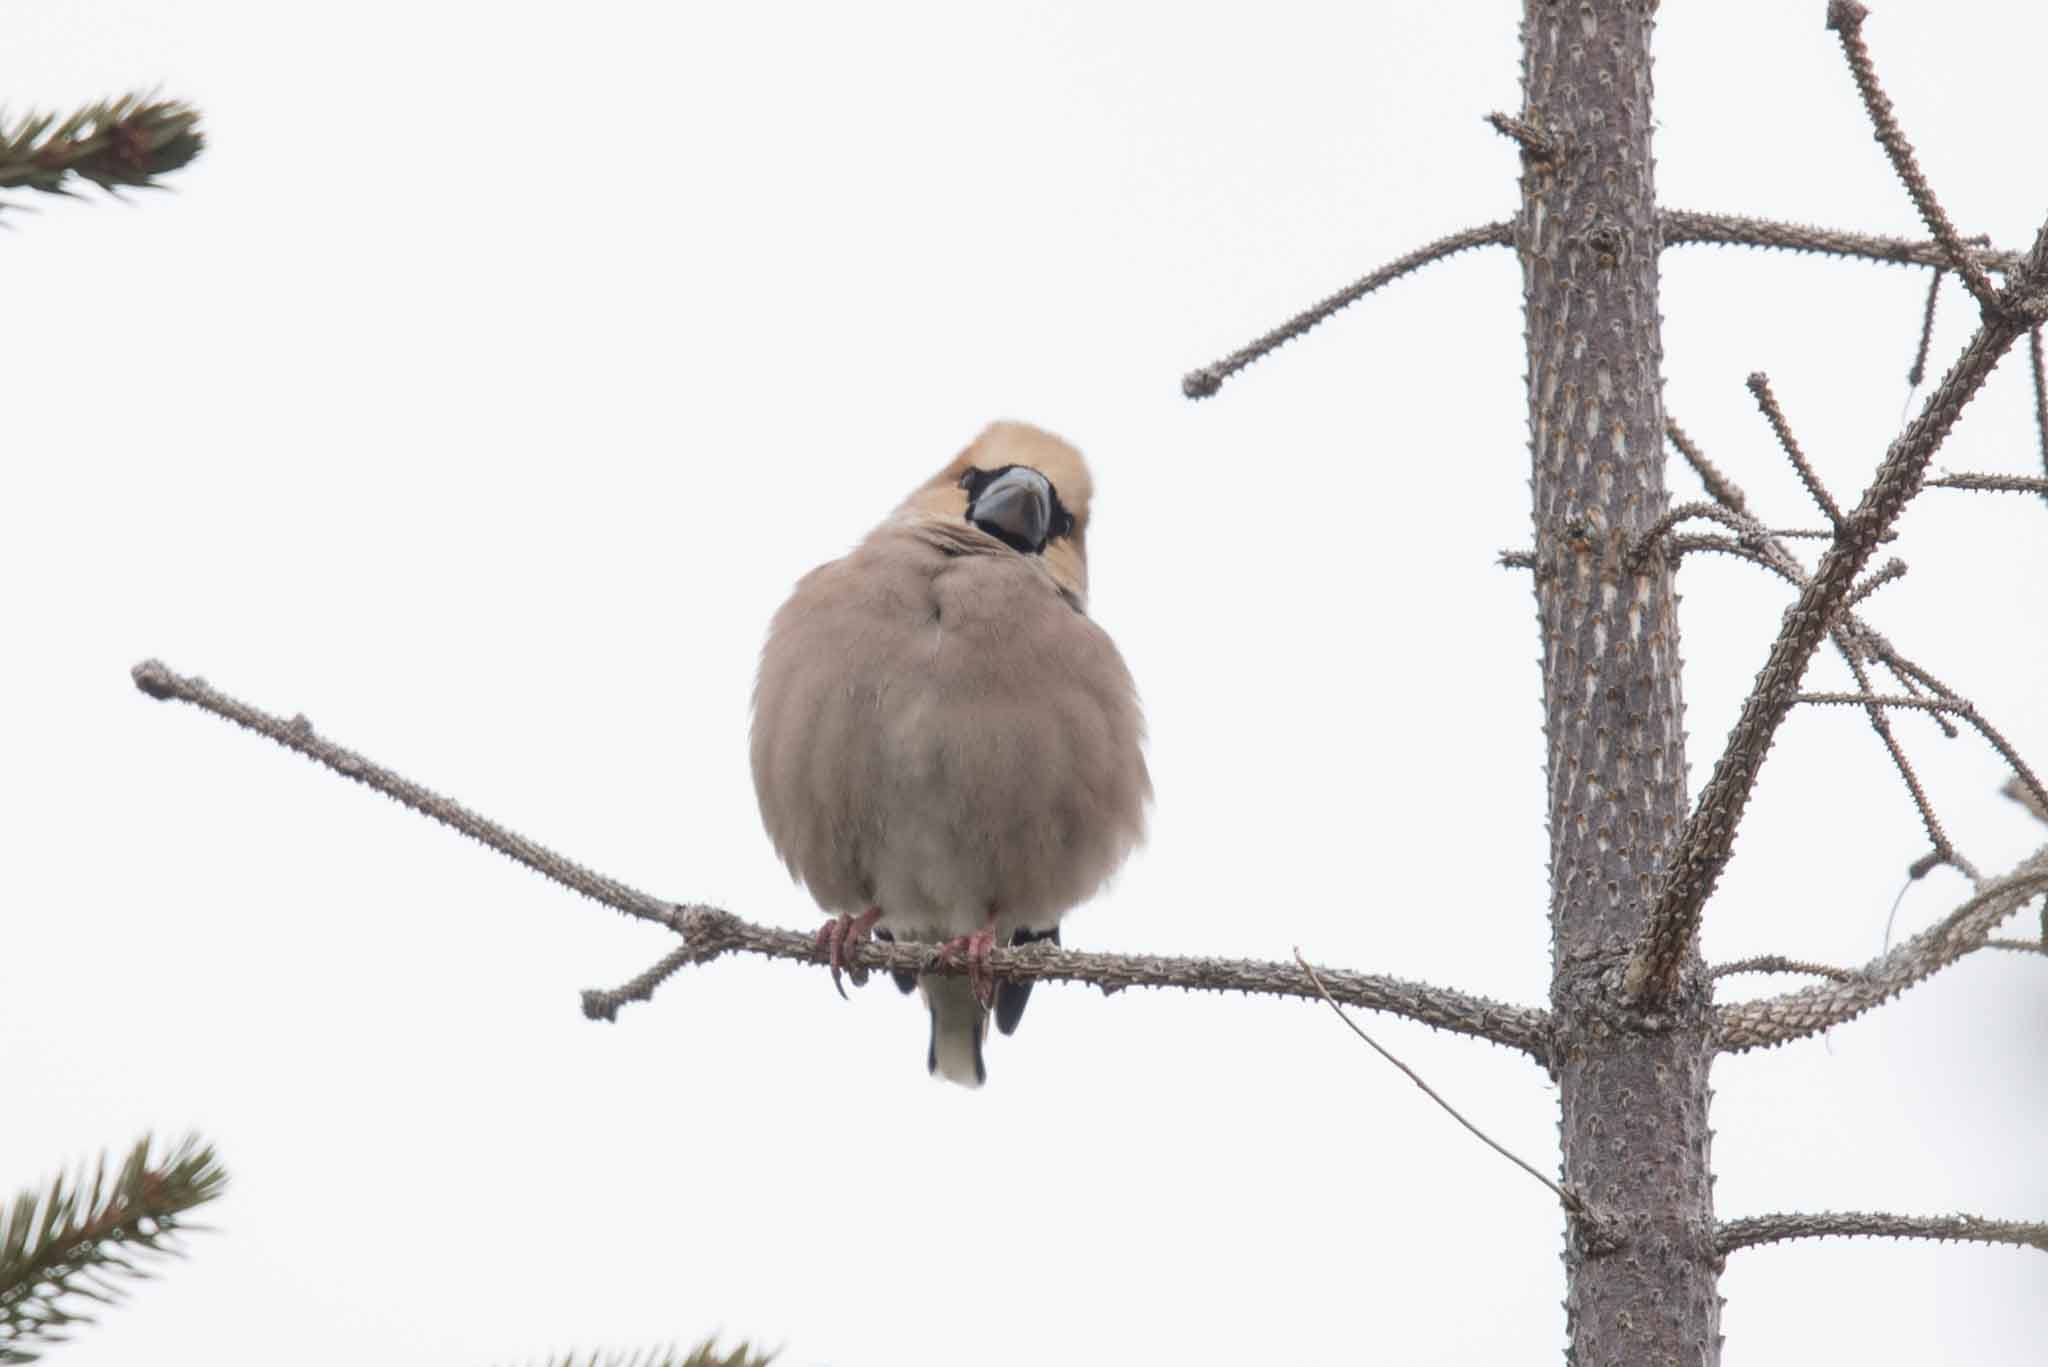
1518,3,1722,1362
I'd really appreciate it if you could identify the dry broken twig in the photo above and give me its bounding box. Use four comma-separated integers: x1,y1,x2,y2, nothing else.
1294,950,1620,1250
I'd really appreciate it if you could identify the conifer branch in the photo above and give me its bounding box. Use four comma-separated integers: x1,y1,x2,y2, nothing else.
0,1135,226,1364
0,94,202,211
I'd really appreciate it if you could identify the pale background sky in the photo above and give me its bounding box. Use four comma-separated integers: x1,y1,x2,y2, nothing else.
4,2,2045,1363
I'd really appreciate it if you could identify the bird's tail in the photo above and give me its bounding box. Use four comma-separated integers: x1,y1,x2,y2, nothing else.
920,975,988,1088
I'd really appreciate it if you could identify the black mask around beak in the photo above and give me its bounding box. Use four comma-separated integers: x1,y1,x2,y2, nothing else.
964,465,1054,553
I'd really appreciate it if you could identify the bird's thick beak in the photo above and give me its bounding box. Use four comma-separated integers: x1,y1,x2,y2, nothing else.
969,466,1053,551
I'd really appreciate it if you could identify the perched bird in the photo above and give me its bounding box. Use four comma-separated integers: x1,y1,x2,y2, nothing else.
750,420,1149,1086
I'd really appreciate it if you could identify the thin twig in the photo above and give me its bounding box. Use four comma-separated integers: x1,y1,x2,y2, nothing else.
1826,2,2001,312
1709,955,1855,984
1747,372,1844,529
1666,417,1752,516
1181,220,1511,398
1630,500,1768,565
1809,646,1973,881
1872,651,1957,737
1293,950,1600,1231
1839,558,1907,615
130,659,1556,1059
130,660,688,929
1793,683,2044,827
1984,938,2048,956
1924,472,2048,495
1661,209,2023,276
1718,1210,2048,1258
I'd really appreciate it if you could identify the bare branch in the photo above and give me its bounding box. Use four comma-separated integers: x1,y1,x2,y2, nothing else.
1294,951,1614,1246
1181,219,1511,399
1747,373,1844,529
132,660,1555,1060
1826,2,2001,312
1716,847,2048,1052
1660,209,2024,276
1718,1210,2048,1258
1796,692,1968,714
1872,649,1958,738
1182,210,2033,403
599,909,1554,1057
1710,955,1854,984
1624,214,2048,1008
1985,938,2048,956
1829,632,1974,880
130,660,686,930
1653,439,1973,883
1924,472,2048,495
1666,417,1753,516
1631,501,1765,563
2007,774,2048,825
1839,557,1907,615
1665,414,1977,767
1881,688,2048,823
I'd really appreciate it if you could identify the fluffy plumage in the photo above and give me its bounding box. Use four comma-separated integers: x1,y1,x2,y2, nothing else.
750,420,1149,1086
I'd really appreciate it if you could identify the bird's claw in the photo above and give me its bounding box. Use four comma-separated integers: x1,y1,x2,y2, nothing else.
932,922,1001,1010
818,907,883,999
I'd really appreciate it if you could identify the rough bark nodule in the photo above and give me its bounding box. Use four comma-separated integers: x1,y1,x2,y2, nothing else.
1518,3,1721,1363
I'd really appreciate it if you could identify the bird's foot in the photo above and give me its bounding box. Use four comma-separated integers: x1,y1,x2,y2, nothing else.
817,906,883,999
931,920,1001,1009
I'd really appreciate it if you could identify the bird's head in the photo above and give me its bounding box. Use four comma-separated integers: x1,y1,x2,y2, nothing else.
900,420,1095,604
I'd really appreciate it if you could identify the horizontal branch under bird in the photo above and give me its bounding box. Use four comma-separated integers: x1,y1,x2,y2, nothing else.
128,660,1555,1062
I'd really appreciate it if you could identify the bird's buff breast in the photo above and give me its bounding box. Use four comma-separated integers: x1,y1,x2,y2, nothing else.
859,555,1109,938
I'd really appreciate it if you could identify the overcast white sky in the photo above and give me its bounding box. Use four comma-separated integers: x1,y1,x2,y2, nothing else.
5,3,2045,1363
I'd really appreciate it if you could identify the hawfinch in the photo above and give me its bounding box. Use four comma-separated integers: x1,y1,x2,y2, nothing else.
750,420,1149,1086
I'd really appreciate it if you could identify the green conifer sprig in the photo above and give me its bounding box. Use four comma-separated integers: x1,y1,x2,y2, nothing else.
0,93,203,207
0,1134,227,1364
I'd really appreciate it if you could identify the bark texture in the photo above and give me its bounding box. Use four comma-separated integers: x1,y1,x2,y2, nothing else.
1517,3,1721,1363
